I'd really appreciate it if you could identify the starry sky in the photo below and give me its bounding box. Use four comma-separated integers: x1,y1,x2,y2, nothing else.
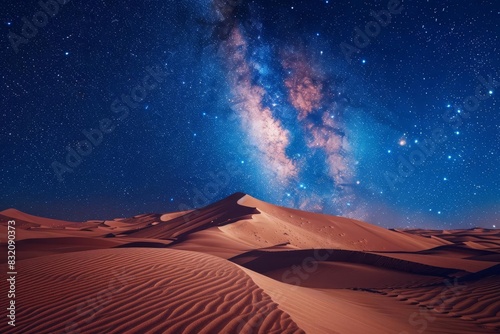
1,0,499,229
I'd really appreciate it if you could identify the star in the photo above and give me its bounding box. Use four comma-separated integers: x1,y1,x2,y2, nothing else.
2,0,497,231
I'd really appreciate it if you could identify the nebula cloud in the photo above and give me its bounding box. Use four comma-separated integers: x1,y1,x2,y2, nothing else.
222,27,298,185
281,49,363,218
213,0,365,219
282,51,324,120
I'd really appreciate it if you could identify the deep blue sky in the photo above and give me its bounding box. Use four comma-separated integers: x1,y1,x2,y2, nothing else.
1,0,498,228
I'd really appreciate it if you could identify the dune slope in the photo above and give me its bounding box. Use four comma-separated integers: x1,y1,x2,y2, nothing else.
0,248,304,334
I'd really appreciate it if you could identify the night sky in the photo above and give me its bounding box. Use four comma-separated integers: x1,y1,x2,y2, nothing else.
1,0,499,229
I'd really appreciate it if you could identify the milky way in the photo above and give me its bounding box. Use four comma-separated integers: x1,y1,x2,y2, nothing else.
215,0,365,219
2,0,498,228
222,27,298,185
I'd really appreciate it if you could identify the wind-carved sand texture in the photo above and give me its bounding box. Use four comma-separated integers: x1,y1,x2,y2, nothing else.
1,193,499,333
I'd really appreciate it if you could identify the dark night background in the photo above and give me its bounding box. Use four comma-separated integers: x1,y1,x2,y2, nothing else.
1,0,498,228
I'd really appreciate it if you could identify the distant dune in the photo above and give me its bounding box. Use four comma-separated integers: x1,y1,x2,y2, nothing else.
1,193,499,333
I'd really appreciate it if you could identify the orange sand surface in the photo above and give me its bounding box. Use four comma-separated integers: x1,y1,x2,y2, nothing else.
1,193,498,333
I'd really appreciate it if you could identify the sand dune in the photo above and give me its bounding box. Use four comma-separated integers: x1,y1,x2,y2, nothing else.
232,195,448,252
380,274,500,331
242,268,496,334
403,229,500,251
0,249,304,334
1,193,498,333
0,208,80,228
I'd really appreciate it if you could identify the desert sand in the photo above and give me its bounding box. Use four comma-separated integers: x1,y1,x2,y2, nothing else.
1,193,498,333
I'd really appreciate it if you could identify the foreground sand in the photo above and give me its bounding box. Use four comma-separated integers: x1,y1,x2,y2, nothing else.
1,193,498,333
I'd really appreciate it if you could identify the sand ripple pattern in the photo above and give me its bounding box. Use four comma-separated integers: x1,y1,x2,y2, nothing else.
0,248,304,334
380,275,500,331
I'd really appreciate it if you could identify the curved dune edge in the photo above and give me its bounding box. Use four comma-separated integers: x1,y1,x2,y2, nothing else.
241,267,498,334
0,249,305,334
230,249,463,277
